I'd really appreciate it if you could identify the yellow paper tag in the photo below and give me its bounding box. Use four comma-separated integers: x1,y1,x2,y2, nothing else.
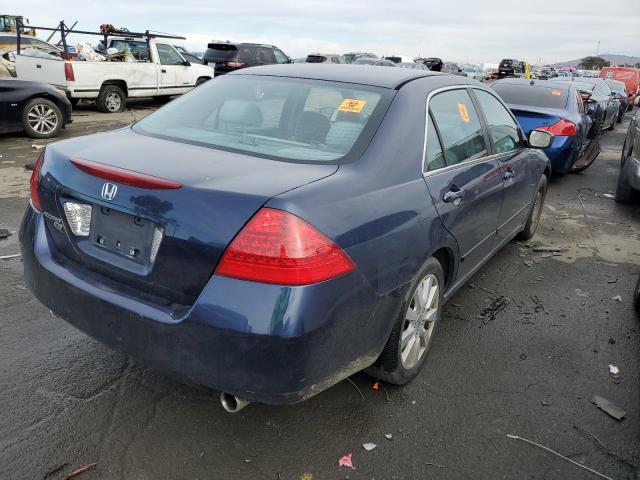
551,90,562,96
338,98,367,113
457,103,470,123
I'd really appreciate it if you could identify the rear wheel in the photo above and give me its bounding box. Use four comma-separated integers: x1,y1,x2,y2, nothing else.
22,98,62,139
516,175,547,240
97,85,126,113
367,257,444,385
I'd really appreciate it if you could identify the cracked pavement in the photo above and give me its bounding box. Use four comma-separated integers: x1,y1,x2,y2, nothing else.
0,102,638,480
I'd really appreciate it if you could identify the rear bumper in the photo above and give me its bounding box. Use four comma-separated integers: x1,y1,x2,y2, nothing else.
20,207,396,405
544,136,575,174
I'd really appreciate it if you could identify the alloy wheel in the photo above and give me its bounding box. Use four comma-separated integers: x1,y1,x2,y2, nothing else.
27,104,58,135
401,273,439,369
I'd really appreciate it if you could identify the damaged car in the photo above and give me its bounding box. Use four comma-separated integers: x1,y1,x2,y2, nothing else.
20,65,551,410
615,108,640,203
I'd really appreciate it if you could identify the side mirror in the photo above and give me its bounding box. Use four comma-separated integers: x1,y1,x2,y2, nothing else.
529,130,553,149
182,60,191,66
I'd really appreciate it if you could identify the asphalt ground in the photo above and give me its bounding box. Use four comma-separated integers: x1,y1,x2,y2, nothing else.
0,101,638,480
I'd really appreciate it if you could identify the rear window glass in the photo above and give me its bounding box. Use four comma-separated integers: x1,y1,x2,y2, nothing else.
134,76,391,164
500,59,515,68
492,84,568,109
204,44,238,62
306,55,326,63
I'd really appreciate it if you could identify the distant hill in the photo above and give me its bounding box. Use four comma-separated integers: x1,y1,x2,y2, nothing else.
553,53,640,68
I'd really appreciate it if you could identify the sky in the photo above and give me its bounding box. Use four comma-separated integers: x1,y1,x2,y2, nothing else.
9,0,640,64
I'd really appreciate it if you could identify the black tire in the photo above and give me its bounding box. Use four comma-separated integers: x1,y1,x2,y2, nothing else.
607,115,615,131
516,175,547,240
97,85,126,113
195,77,209,87
615,157,639,204
366,257,444,385
22,98,63,139
634,276,640,313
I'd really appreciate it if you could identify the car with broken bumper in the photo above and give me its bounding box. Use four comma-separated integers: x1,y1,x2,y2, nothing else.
20,65,551,409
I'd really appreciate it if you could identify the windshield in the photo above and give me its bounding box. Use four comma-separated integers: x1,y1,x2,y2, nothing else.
134,76,391,164
352,58,375,65
492,84,569,109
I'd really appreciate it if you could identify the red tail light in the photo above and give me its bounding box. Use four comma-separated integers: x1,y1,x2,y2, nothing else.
215,208,356,285
64,63,75,81
70,158,181,189
537,118,576,136
30,151,44,211
225,61,245,68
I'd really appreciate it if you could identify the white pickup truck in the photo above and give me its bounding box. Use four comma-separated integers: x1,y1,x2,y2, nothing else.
15,38,214,112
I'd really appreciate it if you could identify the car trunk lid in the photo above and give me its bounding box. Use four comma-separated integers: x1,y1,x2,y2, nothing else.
37,128,338,307
508,104,565,135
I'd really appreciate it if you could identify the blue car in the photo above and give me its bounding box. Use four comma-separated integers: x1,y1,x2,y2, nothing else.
492,78,601,174
20,65,551,411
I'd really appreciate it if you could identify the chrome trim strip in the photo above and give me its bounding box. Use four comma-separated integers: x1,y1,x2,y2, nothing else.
461,229,496,259
497,201,531,231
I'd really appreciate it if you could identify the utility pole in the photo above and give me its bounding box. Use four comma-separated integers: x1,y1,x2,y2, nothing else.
596,40,600,56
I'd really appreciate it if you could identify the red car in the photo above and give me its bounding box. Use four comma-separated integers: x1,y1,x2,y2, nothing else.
600,67,639,111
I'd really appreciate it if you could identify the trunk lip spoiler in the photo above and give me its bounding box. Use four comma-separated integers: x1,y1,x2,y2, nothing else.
69,158,182,190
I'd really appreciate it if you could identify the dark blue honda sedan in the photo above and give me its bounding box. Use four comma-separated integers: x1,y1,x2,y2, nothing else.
20,65,552,411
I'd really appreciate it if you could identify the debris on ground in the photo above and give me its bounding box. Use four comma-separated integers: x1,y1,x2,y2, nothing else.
593,395,626,421
338,454,355,469
244,459,252,463
0,229,11,240
524,260,534,267
540,400,551,407
609,365,621,381
531,295,545,314
298,473,314,480
64,463,97,480
506,434,613,480
31,144,45,150
602,193,615,199
362,443,377,451
346,377,364,401
608,337,616,344
372,382,379,390
573,424,639,471
384,434,393,440
477,295,509,324
25,162,35,171
612,295,622,302
520,353,528,360
0,254,21,260
532,246,564,253
425,462,446,469
538,253,562,258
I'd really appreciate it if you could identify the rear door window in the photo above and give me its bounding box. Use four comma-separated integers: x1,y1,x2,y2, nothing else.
425,115,445,172
473,89,522,154
256,47,276,64
429,89,487,166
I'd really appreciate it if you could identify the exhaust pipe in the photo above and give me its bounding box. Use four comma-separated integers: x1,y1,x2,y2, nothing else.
220,392,251,413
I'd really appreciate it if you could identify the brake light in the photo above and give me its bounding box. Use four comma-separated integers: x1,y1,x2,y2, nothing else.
64,63,75,81
225,61,245,68
30,151,44,211
537,118,576,136
215,208,356,285
70,158,181,189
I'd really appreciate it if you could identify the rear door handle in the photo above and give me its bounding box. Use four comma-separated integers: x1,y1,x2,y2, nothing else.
443,187,465,204
161,69,167,73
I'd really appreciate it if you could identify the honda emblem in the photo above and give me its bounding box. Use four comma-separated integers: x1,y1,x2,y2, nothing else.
101,182,118,200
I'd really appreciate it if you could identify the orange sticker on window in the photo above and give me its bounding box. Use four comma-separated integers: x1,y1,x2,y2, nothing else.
551,90,562,96
457,103,470,123
338,99,367,113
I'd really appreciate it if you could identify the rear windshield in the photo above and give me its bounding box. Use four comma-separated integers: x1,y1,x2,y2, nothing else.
492,84,569,109
133,76,391,164
606,81,626,94
500,59,515,68
204,44,238,62
306,55,326,63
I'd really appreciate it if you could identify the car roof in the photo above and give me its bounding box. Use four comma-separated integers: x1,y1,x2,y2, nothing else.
493,78,573,90
230,63,444,88
207,42,278,48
